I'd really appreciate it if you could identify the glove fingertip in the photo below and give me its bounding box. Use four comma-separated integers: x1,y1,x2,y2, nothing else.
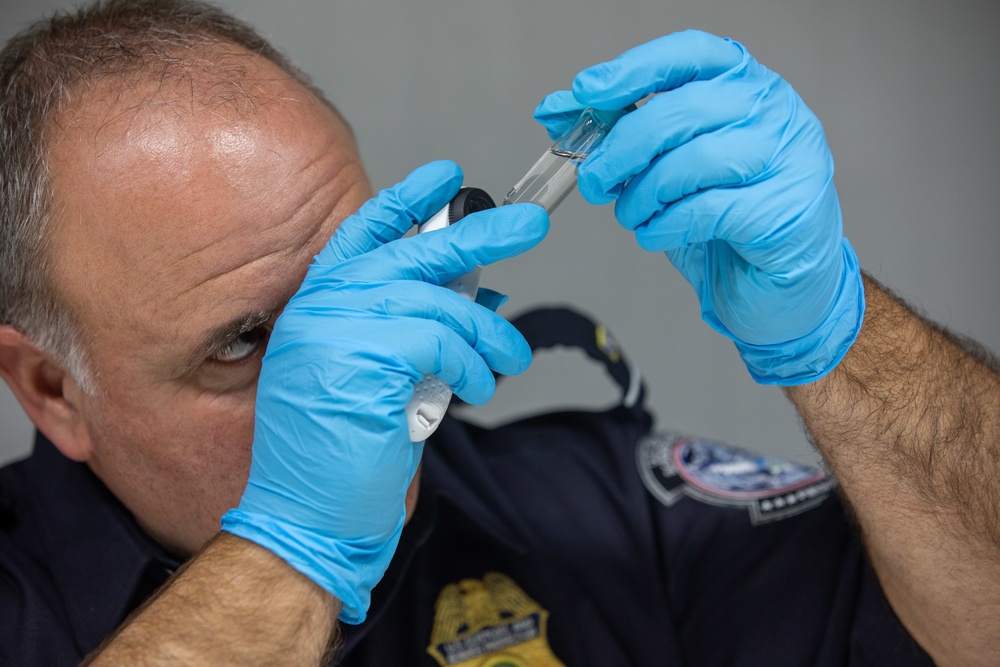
510,340,534,375
453,371,497,407
417,158,463,178
520,204,552,249
486,203,551,251
489,342,533,380
406,160,464,195
533,90,579,117
474,288,508,313
577,168,619,206
570,80,604,108
534,91,585,140
571,65,631,108
393,160,465,227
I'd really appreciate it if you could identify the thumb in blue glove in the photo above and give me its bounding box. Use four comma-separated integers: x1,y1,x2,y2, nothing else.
221,160,549,623
535,30,864,385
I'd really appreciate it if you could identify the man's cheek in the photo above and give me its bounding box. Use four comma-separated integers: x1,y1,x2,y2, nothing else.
182,383,256,439
203,399,257,465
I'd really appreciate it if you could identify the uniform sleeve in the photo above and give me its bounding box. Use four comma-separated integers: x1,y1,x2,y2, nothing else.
634,431,934,665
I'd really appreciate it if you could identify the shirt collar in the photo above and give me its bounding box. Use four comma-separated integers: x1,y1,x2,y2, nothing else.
25,433,180,654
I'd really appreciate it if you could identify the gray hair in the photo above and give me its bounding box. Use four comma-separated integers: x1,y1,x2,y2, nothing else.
0,0,346,393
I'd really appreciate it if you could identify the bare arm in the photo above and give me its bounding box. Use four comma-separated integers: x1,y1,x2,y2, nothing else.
83,533,340,667
787,274,1000,666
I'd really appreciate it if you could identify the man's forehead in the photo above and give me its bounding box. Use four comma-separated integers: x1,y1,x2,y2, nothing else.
43,49,366,354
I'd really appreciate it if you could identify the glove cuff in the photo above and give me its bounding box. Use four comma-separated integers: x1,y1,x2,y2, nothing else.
220,508,404,624
735,239,865,386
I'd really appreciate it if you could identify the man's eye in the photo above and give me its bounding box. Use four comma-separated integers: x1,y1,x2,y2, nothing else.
212,328,268,364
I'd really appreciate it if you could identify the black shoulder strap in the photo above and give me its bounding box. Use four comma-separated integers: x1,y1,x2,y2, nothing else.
508,306,644,409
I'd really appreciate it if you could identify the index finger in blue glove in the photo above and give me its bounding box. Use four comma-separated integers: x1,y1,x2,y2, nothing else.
314,160,464,266
633,159,841,269
571,30,745,109
533,90,588,141
576,76,765,205
360,283,533,380
609,122,773,233
376,304,521,406
328,203,549,286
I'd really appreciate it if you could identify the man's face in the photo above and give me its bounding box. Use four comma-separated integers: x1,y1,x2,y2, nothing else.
46,50,374,556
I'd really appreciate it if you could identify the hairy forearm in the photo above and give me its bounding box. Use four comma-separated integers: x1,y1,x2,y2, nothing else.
83,532,340,666
787,274,1000,665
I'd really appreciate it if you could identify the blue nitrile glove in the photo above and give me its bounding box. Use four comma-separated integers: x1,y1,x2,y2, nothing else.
221,161,549,623
535,30,864,385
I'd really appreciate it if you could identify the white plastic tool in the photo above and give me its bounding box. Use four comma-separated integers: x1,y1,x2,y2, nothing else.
405,188,494,441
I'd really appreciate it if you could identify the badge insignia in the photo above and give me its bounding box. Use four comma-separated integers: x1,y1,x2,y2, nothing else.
637,432,837,524
427,572,565,667
595,324,621,363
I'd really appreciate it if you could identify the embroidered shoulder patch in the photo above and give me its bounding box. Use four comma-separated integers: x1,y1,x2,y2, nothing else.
637,432,836,524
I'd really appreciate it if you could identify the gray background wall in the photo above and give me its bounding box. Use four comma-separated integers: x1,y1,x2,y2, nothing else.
2,0,998,467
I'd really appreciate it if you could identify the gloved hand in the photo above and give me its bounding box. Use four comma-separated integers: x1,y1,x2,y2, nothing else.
221,161,549,623
535,30,864,385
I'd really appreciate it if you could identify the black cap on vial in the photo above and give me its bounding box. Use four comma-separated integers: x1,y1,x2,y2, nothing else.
448,187,496,224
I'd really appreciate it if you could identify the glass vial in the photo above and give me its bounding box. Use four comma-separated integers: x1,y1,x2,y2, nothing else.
502,106,631,213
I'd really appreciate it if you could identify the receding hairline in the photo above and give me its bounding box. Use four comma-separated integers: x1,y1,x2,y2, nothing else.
44,39,354,151
23,0,354,136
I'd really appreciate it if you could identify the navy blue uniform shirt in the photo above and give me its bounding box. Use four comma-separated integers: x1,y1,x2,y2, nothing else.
0,309,934,665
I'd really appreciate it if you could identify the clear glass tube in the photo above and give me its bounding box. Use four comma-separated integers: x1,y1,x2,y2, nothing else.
502,107,631,213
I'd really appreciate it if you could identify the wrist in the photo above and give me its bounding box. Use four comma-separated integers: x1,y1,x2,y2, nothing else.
221,507,404,625
85,532,341,666
736,239,865,385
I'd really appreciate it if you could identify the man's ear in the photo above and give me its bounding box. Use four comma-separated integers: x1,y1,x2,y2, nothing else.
0,325,93,462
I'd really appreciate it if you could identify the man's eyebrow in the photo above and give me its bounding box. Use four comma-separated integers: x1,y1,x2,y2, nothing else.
183,309,277,370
